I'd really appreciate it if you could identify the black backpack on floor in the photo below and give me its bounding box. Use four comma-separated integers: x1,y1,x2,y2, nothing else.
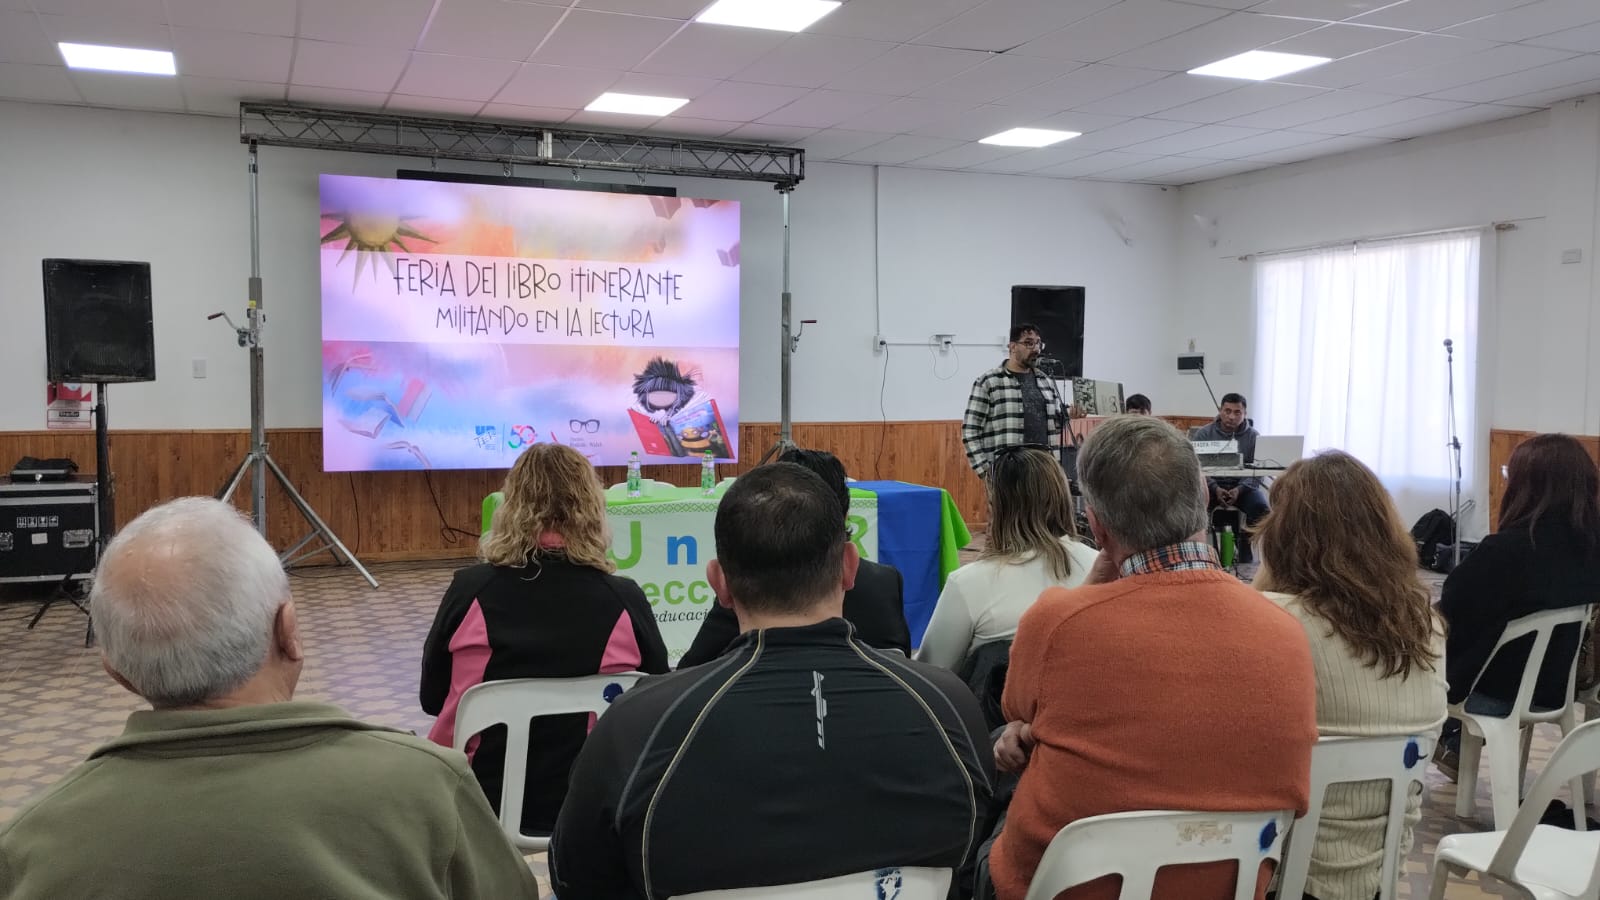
1411,509,1455,568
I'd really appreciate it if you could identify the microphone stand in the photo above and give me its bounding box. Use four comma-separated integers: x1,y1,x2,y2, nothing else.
1446,339,1463,568
1196,362,1223,414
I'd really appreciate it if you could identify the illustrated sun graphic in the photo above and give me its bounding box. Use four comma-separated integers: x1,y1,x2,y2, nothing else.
321,210,435,289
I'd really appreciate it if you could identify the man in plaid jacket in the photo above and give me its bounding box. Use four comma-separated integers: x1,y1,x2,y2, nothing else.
962,324,1066,477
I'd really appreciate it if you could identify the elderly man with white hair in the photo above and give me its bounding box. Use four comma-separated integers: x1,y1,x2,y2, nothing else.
0,497,538,900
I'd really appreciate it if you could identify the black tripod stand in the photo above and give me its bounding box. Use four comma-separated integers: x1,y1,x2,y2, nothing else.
25,382,109,647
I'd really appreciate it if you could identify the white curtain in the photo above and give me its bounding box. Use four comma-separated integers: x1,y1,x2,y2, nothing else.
1254,231,1480,528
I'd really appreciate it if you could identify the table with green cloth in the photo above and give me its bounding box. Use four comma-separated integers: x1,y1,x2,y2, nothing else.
480,480,970,661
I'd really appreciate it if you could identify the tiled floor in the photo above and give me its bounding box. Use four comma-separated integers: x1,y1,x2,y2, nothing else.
0,557,1578,898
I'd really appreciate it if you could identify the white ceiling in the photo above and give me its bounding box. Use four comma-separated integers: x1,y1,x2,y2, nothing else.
4,0,1600,185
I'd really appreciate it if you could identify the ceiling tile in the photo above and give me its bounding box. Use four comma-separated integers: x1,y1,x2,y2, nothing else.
165,0,295,36
606,71,718,99
70,70,185,110
1076,73,1239,116
645,117,742,138
721,122,818,144
1359,43,1575,96
733,33,893,88
799,128,895,159
385,95,486,117
1168,157,1270,182
835,96,974,133
1523,20,1600,52
1035,150,1163,177
1066,116,1198,150
1282,34,1499,88
417,0,562,61
909,102,1087,140
577,0,707,14
1001,63,1169,109
1352,0,1542,31
479,102,573,123
494,63,618,108
1428,54,1600,102
1012,1,1231,64
825,44,988,95
1120,123,1270,154
911,0,1122,53
1245,133,1392,162
0,11,58,66
842,134,965,164
1095,155,1213,182
1265,23,1410,58
31,0,165,20
0,62,81,103
1153,81,1328,123
971,144,1099,173
1106,12,1321,72
911,141,1029,169
911,55,1068,103
1297,95,1471,133
291,40,410,93
1225,87,1395,126
395,52,518,101
1184,127,1329,158
1247,0,1393,20
170,27,293,83
1358,102,1535,137
1024,109,1135,133
1496,77,1600,106
1446,0,1600,42
756,89,895,128
680,81,811,120
298,0,435,50
636,23,789,79
529,10,679,69
807,0,985,42
180,76,283,115
563,108,662,130
36,13,172,51
289,84,392,109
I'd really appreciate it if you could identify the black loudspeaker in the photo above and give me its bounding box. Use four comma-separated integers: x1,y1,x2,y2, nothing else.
43,259,156,383
1011,285,1084,378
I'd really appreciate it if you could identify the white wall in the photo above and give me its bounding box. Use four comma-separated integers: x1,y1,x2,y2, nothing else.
0,99,1182,431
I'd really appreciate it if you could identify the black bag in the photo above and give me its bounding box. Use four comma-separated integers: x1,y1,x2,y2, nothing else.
1411,509,1455,567
1432,540,1478,574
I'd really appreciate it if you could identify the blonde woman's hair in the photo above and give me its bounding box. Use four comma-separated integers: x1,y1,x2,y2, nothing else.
481,443,614,573
1253,450,1441,679
981,446,1079,580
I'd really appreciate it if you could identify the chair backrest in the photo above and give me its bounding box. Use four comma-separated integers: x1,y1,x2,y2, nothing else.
452,672,643,850
1278,734,1435,900
1488,717,1600,891
1024,809,1293,900
1463,605,1593,722
672,867,952,899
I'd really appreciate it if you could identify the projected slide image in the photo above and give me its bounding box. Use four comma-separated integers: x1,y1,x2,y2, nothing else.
319,174,740,472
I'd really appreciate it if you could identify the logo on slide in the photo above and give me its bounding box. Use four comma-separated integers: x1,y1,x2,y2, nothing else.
474,426,499,451
507,425,537,449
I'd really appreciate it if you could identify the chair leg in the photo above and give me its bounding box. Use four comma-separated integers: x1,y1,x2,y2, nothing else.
1519,724,1533,787
1486,722,1525,829
1562,708,1587,830
1427,861,1455,900
1457,730,1484,818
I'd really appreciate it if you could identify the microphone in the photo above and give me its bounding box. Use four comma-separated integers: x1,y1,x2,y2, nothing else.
1444,338,1453,349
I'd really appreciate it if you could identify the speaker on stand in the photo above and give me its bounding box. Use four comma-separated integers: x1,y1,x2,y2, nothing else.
34,258,156,641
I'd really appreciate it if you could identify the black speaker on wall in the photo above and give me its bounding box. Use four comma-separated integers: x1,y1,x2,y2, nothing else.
43,259,156,383
1011,285,1084,379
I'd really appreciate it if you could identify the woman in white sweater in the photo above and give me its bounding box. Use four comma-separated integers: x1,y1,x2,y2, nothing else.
917,446,1097,669
1252,451,1447,900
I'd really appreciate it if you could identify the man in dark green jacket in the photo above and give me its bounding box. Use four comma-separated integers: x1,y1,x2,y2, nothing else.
0,497,538,900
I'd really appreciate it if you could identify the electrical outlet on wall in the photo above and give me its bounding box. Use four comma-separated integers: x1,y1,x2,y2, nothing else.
1219,361,1236,376
873,334,886,354
192,358,207,379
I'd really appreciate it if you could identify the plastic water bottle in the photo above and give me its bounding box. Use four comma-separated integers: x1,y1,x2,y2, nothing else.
701,450,716,496
626,451,642,498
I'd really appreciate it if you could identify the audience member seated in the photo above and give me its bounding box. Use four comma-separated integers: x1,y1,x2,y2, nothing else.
1434,433,1600,778
422,443,668,835
981,416,1316,900
1124,393,1152,415
1252,451,1447,900
0,498,536,900
550,463,994,899
677,448,910,667
918,446,1097,670
1192,392,1268,562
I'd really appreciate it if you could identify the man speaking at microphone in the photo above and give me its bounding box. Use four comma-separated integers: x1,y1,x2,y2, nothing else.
963,323,1066,478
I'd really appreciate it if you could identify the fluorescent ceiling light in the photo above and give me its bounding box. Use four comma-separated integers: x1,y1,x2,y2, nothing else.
979,128,1081,148
1188,50,1329,81
696,0,841,32
584,92,689,117
58,42,176,76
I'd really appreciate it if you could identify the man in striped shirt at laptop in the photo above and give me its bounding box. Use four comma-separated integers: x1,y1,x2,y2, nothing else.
962,323,1066,477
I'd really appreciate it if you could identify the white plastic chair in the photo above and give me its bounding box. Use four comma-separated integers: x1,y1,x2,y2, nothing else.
1454,605,1592,829
1430,718,1600,900
672,867,951,899
607,478,675,497
452,672,643,851
1023,809,1294,900
1278,734,1435,900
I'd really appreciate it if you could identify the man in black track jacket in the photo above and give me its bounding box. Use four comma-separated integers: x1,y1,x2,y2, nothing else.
550,463,994,900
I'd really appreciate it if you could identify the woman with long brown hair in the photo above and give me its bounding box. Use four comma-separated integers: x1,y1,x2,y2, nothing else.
917,446,1097,669
1253,451,1446,900
421,442,667,837
1435,433,1600,777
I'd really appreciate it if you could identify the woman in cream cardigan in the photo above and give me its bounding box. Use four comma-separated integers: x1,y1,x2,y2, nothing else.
1253,450,1447,900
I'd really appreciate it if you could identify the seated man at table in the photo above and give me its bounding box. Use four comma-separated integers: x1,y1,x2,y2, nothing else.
1124,393,1152,415
1191,392,1268,562
0,497,537,900
550,463,993,899
676,448,910,667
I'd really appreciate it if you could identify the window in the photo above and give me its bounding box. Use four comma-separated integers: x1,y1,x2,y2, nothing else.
1253,231,1479,527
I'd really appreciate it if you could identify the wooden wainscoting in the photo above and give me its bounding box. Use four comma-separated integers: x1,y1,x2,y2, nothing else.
1487,429,1600,528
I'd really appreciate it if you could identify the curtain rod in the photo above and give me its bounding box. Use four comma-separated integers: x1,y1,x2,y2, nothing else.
1236,221,1517,261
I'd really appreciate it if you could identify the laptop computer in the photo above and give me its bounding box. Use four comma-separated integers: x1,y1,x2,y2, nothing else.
1253,435,1305,469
